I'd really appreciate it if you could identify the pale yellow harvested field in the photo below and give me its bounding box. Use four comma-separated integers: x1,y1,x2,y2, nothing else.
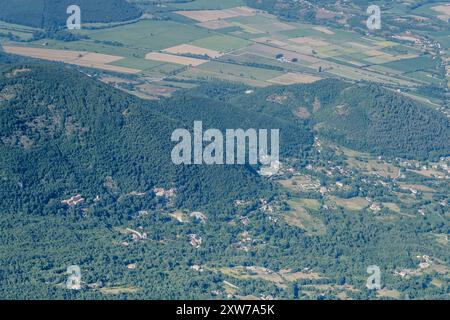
283,44,317,55
76,52,123,64
197,20,233,30
393,35,420,43
163,44,223,59
145,52,207,66
268,72,322,85
396,53,419,60
432,4,450,21
376,289,401,299
398,183,435,192
288,37,329,47
3,46,81,62
2,46,141,74
229,22,264,34
331,197,370,211
73,61,141,74
271,21,297,31
175,6,257,22
348,42,371,49
366,49,386,57
254,37,289,47
312,26,335,35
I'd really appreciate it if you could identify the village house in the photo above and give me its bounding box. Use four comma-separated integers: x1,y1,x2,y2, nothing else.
190,265,204,272
61,194,84,207
126,228,148,241
370,203,381,212
189,234,202,248
153,187,176,198
239,216,250,226
190,211,207,224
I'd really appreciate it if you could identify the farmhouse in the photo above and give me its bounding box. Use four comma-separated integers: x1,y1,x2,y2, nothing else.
189,234,202,248
190,211,207,224
153,187,176,198
61,194,84,207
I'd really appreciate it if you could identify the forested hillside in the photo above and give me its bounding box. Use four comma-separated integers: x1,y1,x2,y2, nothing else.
0,62,315,218
316,84,450,160
0,59,448,300
0,0,142,28
214,80,450,160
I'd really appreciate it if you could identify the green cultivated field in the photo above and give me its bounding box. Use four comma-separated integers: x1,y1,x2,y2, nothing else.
170,0,245,10
83,20,211,52
0,1,446,92
381,56,437,73
109,57,166,71
190,34,251,53
198,60,283,80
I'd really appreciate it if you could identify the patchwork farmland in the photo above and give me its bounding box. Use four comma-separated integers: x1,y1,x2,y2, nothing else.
0,2,447,99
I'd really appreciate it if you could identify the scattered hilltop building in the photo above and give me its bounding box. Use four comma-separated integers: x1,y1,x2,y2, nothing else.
61,194,84,207
370,203,382,212
190,265,204,272
190,211,207,224
239,216,250,226
153,187,176,198
234,199,249,206
189,234,202,248
394,269,411,277
260,203,274,213
258,157,281,177
126,228,148,241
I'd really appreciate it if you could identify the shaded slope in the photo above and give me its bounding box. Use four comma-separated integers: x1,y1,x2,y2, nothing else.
0,0,142,28
0,64,276,216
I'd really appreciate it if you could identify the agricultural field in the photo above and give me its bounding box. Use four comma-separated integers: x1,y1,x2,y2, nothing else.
213,265,323,289
282,200,326,236
0,2,447,99
412,2,450,21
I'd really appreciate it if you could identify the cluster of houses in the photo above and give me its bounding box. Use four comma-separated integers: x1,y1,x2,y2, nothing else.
126,227,148,242
153,187,176,198
395,255,434,277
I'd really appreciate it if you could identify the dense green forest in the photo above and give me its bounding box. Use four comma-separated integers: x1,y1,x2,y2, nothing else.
194,80,450,160
0,0,142,29
0,60,315,218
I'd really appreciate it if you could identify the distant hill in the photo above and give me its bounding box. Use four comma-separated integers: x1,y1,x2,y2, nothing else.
0,0,142,28
0,61,313,217
219,79,450,160
315,84,450,160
